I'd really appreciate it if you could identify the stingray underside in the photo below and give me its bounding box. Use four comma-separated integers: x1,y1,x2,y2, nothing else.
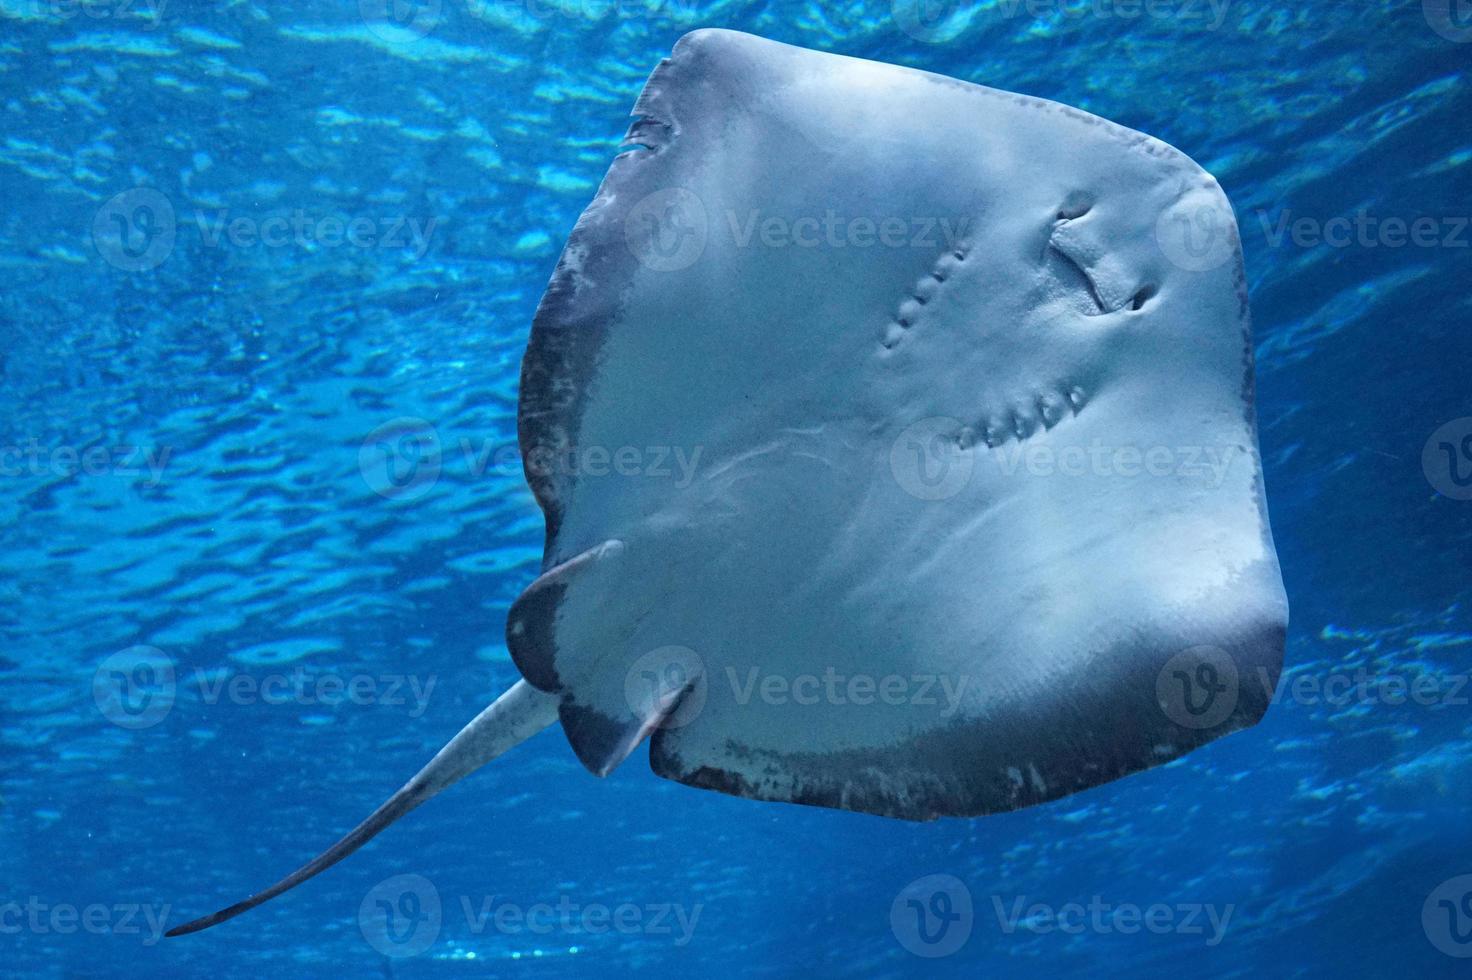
508,29,1288,820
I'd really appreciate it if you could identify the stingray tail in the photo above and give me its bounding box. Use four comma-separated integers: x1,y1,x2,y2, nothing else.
165,679,560,937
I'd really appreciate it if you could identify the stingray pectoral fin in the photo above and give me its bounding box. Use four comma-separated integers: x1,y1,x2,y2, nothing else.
165,679,559,937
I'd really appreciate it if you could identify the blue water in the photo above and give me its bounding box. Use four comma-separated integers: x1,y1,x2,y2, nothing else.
2,1,1469,976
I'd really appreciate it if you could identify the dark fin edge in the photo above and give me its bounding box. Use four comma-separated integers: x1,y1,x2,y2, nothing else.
514,38,698,559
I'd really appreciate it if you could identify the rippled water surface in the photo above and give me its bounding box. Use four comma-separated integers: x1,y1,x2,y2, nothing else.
1,1,1469,976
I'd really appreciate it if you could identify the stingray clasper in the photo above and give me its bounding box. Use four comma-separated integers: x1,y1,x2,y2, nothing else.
168,29,1287,936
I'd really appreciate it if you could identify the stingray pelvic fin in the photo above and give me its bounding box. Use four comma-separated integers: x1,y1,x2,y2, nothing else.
505,538,626,693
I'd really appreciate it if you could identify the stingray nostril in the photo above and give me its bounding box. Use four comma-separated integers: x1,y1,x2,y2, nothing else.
1129,284,1157,311
1055,192,1094,222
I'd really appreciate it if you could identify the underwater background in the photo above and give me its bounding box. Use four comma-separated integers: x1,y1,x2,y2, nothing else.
1,0,1470,976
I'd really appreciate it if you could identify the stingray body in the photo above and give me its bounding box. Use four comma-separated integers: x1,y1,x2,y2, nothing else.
168,30,1286,936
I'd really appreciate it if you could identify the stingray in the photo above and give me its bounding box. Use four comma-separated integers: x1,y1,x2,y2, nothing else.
167,29,1287,936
